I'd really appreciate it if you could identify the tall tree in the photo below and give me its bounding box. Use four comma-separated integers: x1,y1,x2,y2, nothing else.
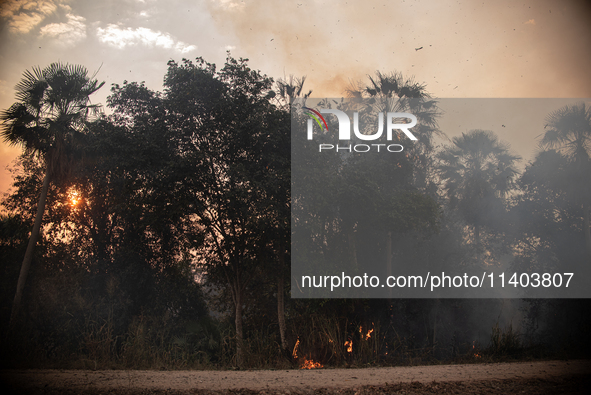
0,63,104,325
347,70,441,174
345,71,441,279
510,150,586,275
540,103,591,262
437,130,520,251
162,55,287,367
272,75,310,352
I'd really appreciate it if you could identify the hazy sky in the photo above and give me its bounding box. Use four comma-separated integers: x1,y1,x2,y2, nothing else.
1,0,590,197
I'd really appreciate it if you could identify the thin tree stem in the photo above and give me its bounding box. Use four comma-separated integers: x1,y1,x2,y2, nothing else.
584,201,591,264
277,242,288,351
234,283,244,368
9,165,51,327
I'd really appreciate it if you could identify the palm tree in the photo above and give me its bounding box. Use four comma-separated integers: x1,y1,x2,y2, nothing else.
437,130,520,250
1,62,104,325
347,71,441,153
346,71,441,282
275,75,311,108
273,75,310,353
540,103,591,261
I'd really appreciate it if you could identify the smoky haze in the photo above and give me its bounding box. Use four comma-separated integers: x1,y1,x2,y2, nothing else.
291,98,591,299
1,0,591,370
2,0,591,196
206,0,591,98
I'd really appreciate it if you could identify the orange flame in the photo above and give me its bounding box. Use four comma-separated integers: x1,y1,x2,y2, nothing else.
472,341,482,358
293,338,323,369
300,357,323,369
292,339,300,359
359,325,374,340
345,339,353,353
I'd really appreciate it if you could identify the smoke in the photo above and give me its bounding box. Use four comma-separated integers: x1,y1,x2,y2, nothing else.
205,0,418,96
206,0,591,98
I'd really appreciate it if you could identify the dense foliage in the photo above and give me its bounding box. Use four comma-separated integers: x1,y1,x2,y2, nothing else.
1,58,590,369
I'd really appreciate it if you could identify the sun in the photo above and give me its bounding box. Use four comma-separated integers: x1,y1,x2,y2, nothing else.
68,188,81,207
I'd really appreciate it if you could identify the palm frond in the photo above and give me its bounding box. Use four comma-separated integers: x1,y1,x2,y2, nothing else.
541,103,591,161
1,62,105,174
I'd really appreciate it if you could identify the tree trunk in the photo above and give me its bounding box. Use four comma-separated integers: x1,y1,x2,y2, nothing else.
234,282,245,368
386,231,392,298
584,201,591,264
432,299,440,355
277,246,288,351
9,166,51,327
348,228,358,270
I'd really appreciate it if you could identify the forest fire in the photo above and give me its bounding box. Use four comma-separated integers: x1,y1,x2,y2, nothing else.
472,341,482,358
292,338,323,369
292,339,300,359
359,325,374,340
300,357,323,369
345,339,353,353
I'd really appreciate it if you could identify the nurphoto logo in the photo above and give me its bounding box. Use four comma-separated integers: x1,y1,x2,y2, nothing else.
303,107,418,153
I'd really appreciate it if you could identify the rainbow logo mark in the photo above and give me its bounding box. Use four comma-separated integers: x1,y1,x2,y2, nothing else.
303,107,328,139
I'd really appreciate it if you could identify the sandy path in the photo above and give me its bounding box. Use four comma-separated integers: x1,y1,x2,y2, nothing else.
2,359,590,393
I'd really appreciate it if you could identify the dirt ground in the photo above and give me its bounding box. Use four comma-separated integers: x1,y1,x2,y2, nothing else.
1,360,590,394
